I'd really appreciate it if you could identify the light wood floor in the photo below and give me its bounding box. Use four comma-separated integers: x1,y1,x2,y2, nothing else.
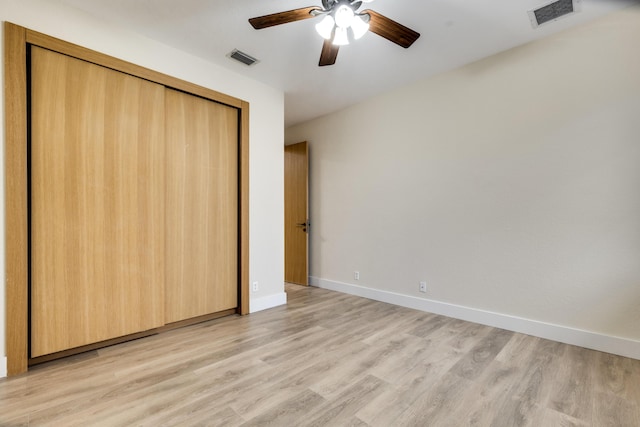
1,284,639,426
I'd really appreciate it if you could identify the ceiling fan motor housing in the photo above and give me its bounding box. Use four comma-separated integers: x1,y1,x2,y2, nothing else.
318,0,364,15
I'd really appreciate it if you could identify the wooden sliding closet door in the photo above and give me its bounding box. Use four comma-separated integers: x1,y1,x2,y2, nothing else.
165,89,238,323
30,47,166,357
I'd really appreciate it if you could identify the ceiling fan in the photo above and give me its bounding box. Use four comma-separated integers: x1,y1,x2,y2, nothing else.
249,0,420,66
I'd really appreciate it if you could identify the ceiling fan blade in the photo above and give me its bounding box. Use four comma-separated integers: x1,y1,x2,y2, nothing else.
319,39,339,66
249,7,321,29
363,10,420,48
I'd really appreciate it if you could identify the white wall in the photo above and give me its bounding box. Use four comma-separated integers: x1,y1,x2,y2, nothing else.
286,5,640,357
0,0,285,376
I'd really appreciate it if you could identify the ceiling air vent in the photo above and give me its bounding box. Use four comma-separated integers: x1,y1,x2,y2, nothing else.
228,49,259,66
528,0,581,29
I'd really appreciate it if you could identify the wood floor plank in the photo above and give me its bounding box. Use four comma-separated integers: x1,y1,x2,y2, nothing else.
360,309,427,346
439,360,521,426
0,283,638,426
0,415,30,427
307,338,402,399
303,375,389,427
548,345,598,422
346,417,371,427
392,371,475,426
186,406,246,427
406,312,449,338
490,366,549,427
0,369,117,422
591,390,640,427
593,351,640,402
442,319,494,353
240,388,326,426
143,403,244,427
488,335,566,427
495,331,544,365
357,342,466,424
540,408,590,427
368,333,438,383
448,328,514,381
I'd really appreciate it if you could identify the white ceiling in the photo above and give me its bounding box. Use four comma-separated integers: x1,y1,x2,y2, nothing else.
59,0,634,127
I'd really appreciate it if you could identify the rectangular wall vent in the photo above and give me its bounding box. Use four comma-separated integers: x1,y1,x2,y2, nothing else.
228,49,259,66
528,0,581,28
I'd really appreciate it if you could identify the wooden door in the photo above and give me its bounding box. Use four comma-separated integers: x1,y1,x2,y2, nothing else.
30,47,166,357
284,141,309,285
165,89,238,323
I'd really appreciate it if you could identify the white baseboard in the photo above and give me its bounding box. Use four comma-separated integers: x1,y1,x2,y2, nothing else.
0,356,6,378
250,292,287,314
310,277,640,360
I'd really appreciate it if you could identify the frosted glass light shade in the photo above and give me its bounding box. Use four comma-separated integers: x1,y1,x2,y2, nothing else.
351,15,370,40
315,15,335,40
333,26,349,45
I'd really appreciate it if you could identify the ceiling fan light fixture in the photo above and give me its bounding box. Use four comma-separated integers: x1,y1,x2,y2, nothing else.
315,15,335,39
351,14,370,39
334,4,355,28
333,26,350,45
248,0,420,66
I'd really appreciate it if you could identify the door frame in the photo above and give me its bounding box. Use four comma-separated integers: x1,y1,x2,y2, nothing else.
4,22,250,376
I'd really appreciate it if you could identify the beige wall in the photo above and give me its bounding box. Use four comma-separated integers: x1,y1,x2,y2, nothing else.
1,0,285,376
286,6,640,346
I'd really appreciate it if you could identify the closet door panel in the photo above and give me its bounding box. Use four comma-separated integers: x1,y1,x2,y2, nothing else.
30,47,166,357
165,89,238,323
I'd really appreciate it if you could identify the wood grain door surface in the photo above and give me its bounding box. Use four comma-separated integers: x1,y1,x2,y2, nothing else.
284,141,309,285
164,89,238,324
30,47,166,357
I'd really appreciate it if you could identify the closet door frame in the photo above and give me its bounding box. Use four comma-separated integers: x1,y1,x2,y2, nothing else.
4,22,250,376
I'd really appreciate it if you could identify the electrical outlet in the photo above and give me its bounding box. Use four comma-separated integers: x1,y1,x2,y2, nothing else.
354,271,360,280
419,281,427,293
252,281,259,292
